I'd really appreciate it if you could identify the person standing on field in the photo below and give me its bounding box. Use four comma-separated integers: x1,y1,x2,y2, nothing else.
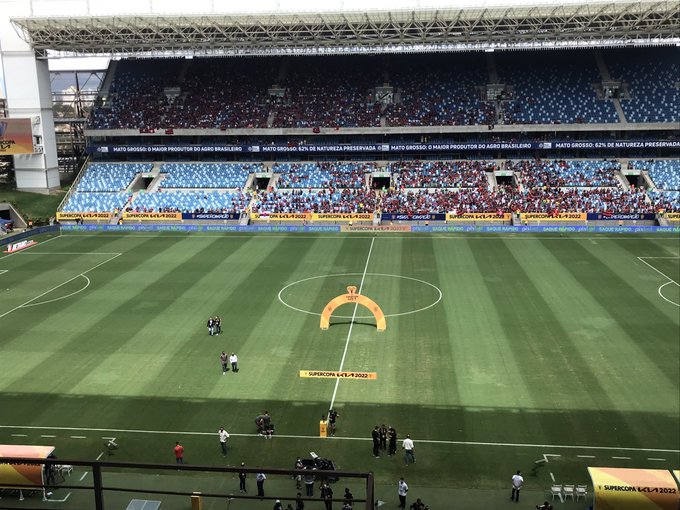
398,477,409,508
220,351,229,374
328,409,338,436
511,470,523,502
320,480,333,510
239,462,247,493
230,352,238,372
388,426,398,456
372,426,381,457
379,424,388,451
256,471,267,499
207,317,214,336
218,427,229,456
402,435,415,465
174,441,184,464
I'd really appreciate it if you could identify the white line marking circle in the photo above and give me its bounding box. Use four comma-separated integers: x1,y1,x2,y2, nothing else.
21,275,91,308
658,281,680,307
278,273,442,318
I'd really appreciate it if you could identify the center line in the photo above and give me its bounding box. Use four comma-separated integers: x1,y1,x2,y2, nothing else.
329,236,375,411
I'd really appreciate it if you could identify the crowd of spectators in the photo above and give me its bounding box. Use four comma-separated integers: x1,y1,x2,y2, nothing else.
251,189,378,214
64,158,679,215
275,162,374,189
390,160,494,188
89,50,676,130
511,159,621,188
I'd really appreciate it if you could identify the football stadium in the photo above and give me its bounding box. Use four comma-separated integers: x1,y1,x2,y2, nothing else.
0,1,679,509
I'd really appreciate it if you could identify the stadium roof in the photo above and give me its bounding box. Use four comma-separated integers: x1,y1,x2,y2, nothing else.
11,1,680,58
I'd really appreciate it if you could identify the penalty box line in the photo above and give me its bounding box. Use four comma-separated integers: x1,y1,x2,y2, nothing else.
0,425,677,455
0,252,122,320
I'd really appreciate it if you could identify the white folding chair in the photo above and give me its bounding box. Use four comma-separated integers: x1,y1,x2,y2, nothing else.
57,465,73,476
551,484,564,502
576,485,588,501
563,484,575,501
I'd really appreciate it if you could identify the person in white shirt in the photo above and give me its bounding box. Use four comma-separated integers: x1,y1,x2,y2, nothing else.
398,477,409,508
218,427,230,456
230,353,238,372
256,472,267,498
402,435,415,465
511,470,524,502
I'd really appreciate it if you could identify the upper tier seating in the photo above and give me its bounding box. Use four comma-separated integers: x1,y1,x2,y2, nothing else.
89,49,672,129
606,48,680,123
498,52,619,124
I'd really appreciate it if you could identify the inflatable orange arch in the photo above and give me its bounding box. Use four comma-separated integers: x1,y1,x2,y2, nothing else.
320,286,386,331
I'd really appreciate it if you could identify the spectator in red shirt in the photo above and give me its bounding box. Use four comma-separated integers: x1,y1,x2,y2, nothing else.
174,441,184,464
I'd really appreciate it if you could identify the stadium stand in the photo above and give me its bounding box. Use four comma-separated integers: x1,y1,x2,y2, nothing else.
606,48,680,123
251,189,378,213
129,191,249,214
88,50,679,130
159,163,261,189
389,160,493,188
77,163,152,192
497,52,619,124
513,160,621,188
629,160,680,191
62,192,131,213
275,162,373,189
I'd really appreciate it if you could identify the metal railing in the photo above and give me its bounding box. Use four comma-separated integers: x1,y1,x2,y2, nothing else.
0,457,374,510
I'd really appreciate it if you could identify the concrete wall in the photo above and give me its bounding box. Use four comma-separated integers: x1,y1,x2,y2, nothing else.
0,0,60,193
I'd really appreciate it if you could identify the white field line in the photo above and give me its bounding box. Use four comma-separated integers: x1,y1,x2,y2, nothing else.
60,233,680,241
48,492,71,503
638,257,680,285
0,252,121,319
15,252,123,255
648,458,666,461
577,455,596,458
329,236,375,411
637,256,680,307
612,456,632,460
21,275,90,308
0,270,7,275
79,472,88,481
0,234,61,261
1,424,677,454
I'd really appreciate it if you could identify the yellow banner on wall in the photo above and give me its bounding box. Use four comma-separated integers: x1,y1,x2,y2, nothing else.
251,213,311,221
588,467,680,510
520,212,587,221
122,212,182,220
0,119,33,155
300,370,377,380
666,213,680,223
57,212,113,220
0,444,54,489
446,213,511,221
312,213,373,221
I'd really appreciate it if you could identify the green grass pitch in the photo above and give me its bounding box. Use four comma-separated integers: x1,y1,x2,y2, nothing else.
0,231,678,508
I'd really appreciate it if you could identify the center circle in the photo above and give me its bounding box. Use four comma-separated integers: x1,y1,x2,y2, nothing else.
278,273,442,318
